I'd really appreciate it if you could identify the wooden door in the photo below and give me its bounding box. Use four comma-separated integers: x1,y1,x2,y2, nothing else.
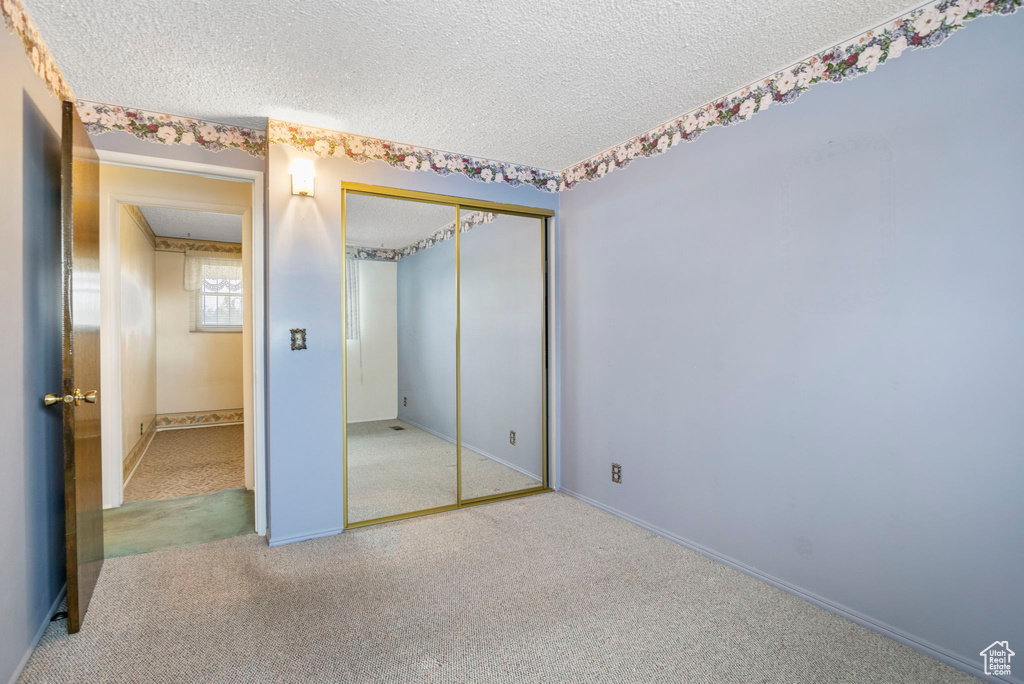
60,100,103,633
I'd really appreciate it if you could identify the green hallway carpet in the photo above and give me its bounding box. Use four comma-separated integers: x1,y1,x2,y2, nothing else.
103,488,254,558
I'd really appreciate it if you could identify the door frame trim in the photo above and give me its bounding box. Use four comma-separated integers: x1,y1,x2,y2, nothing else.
95,150,267,536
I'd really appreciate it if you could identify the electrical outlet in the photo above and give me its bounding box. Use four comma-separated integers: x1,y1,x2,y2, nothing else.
140,423,144,435
403,397,407,407
611,463,622,483
509,430,516,446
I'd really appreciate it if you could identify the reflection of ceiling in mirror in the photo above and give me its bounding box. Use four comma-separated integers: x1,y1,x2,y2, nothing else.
348,211,496,262
346,194,455,249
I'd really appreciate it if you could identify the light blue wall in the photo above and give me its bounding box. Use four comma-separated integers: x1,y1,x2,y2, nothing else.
0,32,67,684
396,238,457,439
266,142,557,544
457,216,545,476
395,215,545,477
557,15,1023,681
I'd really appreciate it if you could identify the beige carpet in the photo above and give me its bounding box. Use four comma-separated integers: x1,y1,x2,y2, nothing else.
348,419,540,523
124,425,244,502
22,493,975,683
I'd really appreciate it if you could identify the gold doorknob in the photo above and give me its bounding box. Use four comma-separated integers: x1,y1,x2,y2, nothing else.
43,389,98,406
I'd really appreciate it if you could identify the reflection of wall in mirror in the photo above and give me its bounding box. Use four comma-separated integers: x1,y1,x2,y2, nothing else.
397,214,543,479
345,260,398,422
395,232,457,440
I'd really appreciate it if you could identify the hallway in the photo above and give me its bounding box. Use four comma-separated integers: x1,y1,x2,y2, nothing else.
106,425,251,558
124,425,244,502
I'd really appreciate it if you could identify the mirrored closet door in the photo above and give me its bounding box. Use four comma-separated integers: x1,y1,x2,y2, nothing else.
459,210,546,501
344,192,458,525
343,183,551,528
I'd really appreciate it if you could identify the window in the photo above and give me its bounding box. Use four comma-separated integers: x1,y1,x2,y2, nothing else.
194,275,243,331
185,252,243,332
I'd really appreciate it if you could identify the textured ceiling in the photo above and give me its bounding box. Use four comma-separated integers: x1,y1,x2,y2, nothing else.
26,0,920,170
346,194,455,249
139,207,243,243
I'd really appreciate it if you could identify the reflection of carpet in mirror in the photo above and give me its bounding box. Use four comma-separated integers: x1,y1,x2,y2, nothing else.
124,425,244,503
347,419,540,523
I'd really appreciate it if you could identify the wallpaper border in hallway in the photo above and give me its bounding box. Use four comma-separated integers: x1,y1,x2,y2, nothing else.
155,409,244,430
124,205,157,247
1,0,72,100
153,236,242,254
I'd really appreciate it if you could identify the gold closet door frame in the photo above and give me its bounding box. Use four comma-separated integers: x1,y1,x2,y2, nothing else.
341,182,553,529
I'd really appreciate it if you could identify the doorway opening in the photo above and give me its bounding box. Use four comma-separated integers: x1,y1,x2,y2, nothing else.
98,162,264,557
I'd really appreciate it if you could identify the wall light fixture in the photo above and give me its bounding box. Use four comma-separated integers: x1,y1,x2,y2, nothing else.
291,158,315,196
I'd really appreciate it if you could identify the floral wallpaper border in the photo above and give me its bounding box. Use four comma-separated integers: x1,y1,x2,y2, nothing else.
559,0,1020,189
156,409,244,430
153,236,242,254
76,99,267,159
347,211,496,262
125,204,157,247
269,0,1018,193
1,0,73,100
270,120,562,193
8,0,1016,190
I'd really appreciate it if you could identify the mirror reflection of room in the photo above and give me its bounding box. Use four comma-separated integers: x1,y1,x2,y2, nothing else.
345,195,458,524
459,211,544,501
344,193,546,526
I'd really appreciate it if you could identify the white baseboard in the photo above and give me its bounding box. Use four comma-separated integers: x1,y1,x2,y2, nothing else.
8,583,66,684
397,418,542,483
559,488,1008,684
